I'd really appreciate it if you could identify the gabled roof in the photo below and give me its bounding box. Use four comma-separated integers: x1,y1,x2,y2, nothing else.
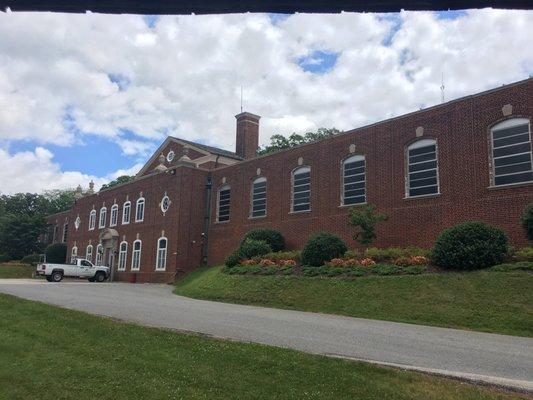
175,137,242,160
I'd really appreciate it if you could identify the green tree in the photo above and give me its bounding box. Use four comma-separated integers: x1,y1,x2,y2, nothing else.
521,203,533,241
100,175,135,191
348,204,389,245
258,128,342,155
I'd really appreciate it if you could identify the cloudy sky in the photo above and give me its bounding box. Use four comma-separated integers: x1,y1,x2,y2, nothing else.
0,8,532,194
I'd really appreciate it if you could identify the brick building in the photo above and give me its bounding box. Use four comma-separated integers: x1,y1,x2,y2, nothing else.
46,78,533,283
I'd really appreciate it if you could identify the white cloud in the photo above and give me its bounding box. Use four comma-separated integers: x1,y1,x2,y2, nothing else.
0,9,532,193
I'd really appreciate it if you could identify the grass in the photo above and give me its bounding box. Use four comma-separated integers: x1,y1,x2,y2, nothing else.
0,294,528,400
0,262,35,279
174,266,533,337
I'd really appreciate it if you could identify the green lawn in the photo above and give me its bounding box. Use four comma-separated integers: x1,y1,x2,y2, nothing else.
0,294,528,400
0,263,35,279
174,266,533,337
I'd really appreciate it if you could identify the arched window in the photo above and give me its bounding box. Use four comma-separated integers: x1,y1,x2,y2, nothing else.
86,244,93,263
292,166,311,212
70,246,77,263
96,244,103,266
110,204,119,227
99,207,107,228
131,240,142,271
156,237,167,270
118,241,128,271
89,210,96,230
491,118,532,186
342,155,366,205
406,139,439,197
250,177,267,218
217,185,231,222
136,198,145,222
122,201,131,224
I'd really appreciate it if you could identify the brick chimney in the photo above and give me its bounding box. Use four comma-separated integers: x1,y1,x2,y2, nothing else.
235,112,260,160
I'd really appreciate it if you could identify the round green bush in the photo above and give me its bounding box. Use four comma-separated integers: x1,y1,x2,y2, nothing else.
432,221,508,270
241,229,285,252
521,203,533,241
45,243,67,264
224,239,272,268
0,254,12,263
21,254,41,265
301,232,348,267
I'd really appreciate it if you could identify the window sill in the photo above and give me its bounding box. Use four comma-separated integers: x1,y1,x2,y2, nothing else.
214,220,230,224
155,269,166,272
487,180,533,190
339,202,367,208
403,193,441,200
289,210,311,215
249,215,267,220
122,222,130,225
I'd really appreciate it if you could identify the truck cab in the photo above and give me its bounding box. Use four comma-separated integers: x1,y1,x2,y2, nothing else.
36,257,110,283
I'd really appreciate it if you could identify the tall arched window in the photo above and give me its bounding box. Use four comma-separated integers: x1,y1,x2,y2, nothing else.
89,210,96,231
70,246,77,263
491,118,532,186
131,240,142,271
406,139,439,197
110,204,119,227
156,237,167,271
118,241,128,271
99,207,107,228
136,198,145,222
250,177,267,218
122,201,131,224
342,155,366,205
86,244,93,263
292,166,311,212
96,244,103,266
217,185,231,222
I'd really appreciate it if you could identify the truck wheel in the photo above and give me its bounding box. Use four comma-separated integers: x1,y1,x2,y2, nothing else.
45,276,53,282
94,272,106,282
51,271,63,282
88,277,95,282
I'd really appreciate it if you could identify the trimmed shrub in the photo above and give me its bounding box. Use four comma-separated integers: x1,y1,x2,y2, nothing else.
432,222,508,270
0,254,12,263
263,250,300,261
225,250,244,268
21,254,41,265
44,243,67,264
301,232,348,267
515,247,533,262
489,261,533,272
521,203,533,241
241,229,285,252
239,239,272,259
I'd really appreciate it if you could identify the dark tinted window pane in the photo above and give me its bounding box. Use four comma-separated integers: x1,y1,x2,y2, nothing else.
409,152,436,164
345,189,365,198
493,142,530,158
345,181,365,191
494,171,533,186
409,144,435,157
493,133,530,149
344,166,365,175
344,160,365,170
494,153,531,167
344,195,365,205
410,177,438,188
293,203,310,212
409,185,438,197
409,169,437,181
344,174,365,184
495,162,532,176
294,196,310,205
492,124,529,140
293,184,310,193
409,160,437,173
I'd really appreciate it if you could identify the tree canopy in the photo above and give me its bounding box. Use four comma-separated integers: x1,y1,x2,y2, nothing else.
257,128,343,155
100,175,135,191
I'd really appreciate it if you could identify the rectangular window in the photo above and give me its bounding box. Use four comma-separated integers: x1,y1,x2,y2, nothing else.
292,167,311,212
217,186,231,222
342,156,366,205
136,199,145,222
492,119,533,186
89,211,96,231
131,241,141,270
118,242,127,271
62,222,68,243
156,238,167,270
122,202,131,224
406,140,439,197
251,178,267,218
110,206,118,227
99,208,107,228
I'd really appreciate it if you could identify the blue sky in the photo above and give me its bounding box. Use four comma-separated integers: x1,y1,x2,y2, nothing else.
0,9,531,193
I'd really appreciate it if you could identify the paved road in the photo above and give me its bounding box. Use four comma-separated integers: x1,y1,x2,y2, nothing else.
1,279,532,392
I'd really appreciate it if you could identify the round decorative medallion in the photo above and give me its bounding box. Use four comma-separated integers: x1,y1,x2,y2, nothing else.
74,216,81,230
166,150,175,162
161,195,171,213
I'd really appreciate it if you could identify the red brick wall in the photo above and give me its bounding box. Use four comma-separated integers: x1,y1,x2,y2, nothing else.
207,79,533,265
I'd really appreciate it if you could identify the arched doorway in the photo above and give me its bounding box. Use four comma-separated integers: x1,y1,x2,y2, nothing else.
99,228,119,281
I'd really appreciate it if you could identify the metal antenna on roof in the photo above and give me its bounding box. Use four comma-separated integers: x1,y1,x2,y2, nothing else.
440,72,445,103
240,85,243,113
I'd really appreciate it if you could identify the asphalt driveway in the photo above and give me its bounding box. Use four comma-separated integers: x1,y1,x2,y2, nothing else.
0,279,532,392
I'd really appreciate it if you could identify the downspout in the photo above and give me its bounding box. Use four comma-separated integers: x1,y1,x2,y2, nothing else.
201,172,213,265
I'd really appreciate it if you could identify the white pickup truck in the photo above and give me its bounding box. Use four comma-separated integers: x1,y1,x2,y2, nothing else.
36,258,110,283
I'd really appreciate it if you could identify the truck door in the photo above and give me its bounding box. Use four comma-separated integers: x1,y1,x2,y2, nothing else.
78,260,94,277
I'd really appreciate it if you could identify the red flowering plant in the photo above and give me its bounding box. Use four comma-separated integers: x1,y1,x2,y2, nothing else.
343,258,360,267
259,259,276,267
241,259,259,266
410,255,429,265
277,259,297,267
360,258,376,267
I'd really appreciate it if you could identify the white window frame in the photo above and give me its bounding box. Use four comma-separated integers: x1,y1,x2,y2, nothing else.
62,221,68,243
70,246,77,263
216,185,231,222
405,138,440,198
250,177,267,218
122,201,131,224
74,216,81,230
110,204,119,227
89,210,96,231
490,118,533,187
160,195,171,213
291,166,311,213
86,244,93,263
118,241,128,271
155,236,168,271
341,155,366,206
96,244,103,266
135,198,145,222
131,239,142,271
99,207,107,229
